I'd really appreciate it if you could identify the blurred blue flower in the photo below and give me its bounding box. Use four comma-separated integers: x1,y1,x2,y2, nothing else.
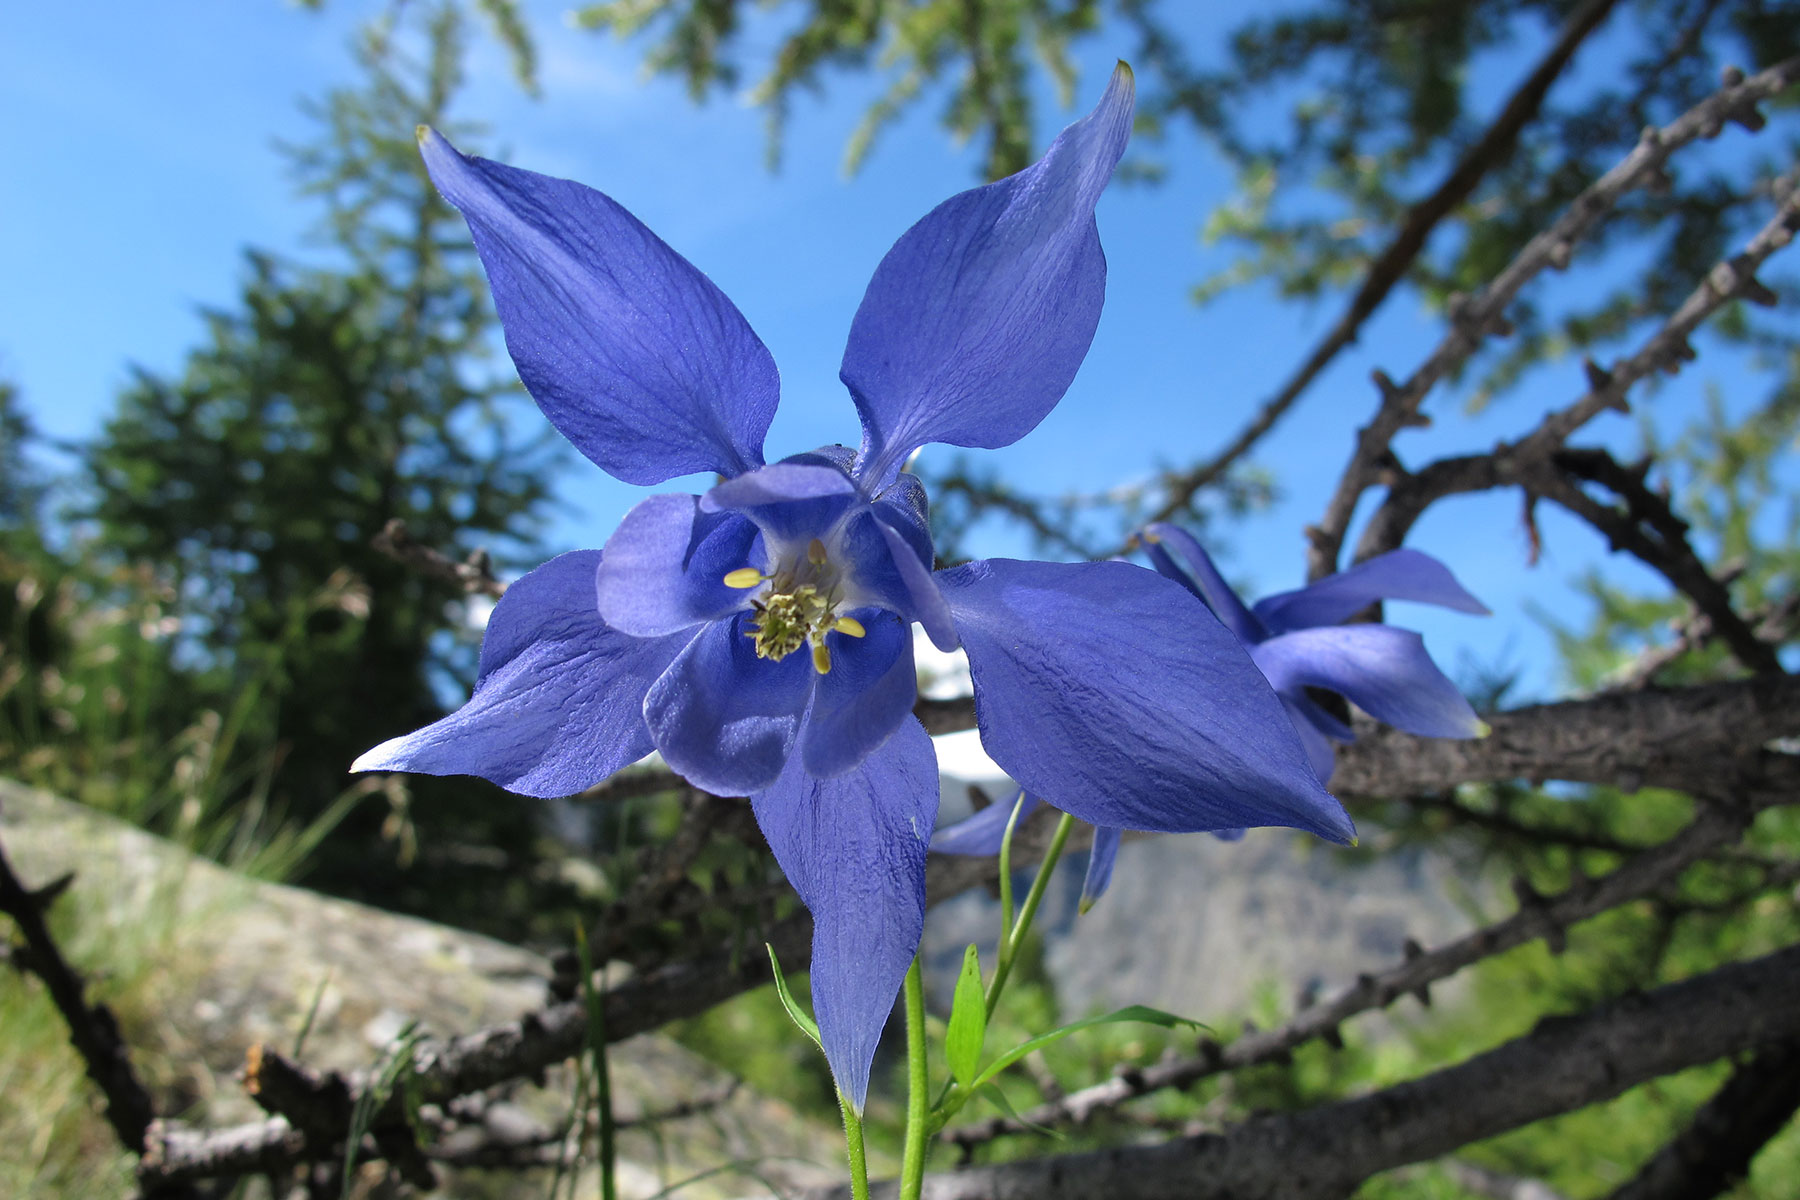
935,528,1485,910
1141,522,1489,782
353,67,1350,1107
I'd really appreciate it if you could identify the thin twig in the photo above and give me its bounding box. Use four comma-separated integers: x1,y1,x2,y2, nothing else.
941,788,1774,1147
1352,171,1800,566
1309,55,1800,580
1535,449,1781,673
0,834,203,1200
826,941,1800,1198
1610,590,1800,690
1145,0,1623,527
371,516,506,598
1604,1042,1800,1200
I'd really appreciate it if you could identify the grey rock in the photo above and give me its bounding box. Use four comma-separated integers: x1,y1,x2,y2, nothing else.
0,779,840,1198
924,772,1476,1025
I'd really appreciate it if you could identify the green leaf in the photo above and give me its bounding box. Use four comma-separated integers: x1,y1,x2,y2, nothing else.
765,944,822,1050
978,1082,1060,1138
944,943,987,1088
971,1006,1203,1091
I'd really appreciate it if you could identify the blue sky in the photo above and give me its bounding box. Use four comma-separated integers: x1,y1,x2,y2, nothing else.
2,0,1777,702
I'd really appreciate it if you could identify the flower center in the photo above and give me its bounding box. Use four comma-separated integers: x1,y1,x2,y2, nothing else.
724,538,866,674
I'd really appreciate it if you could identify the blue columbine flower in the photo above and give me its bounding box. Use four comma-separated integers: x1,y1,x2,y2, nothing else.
1140,522,1489,783
352,66,1352,1108
934,528,1486,909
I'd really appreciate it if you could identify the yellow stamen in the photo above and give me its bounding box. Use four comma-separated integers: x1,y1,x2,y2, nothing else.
832,616,866,638
812,643,832,674
723,567,765,589
1142,527,1162,544
808,538,829,565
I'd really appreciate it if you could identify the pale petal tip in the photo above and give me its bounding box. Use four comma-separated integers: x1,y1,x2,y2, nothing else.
1103,60,1136,115
416,126,461,179
349,743,395,775
1474,719,1493,739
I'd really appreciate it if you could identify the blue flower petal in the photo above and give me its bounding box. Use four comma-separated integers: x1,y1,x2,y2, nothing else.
876,516,958,651
872,472,933,563
1280,694,1344,785
784,445,860,473
596,495,759,637
352,551,687,797
1252,625,1484,740
701,462,858,546
751,717,939,1110
1252,548,1490,633
1141,522,1267,644
931,789,1037,855
868,477,942,619
832,477,957,650
643,614,817,795
1287,689,1355,742
419,128,776,486
840,66,1135,488
801,608,918,778
940,558,1354,844
1079,826,1122,911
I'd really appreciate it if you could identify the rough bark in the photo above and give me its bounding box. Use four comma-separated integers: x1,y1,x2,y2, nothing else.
821,943,1800,1199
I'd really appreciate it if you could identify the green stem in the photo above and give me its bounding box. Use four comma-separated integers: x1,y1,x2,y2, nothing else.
575,925,617,1200
838,1092,870,1200
899,957,929,1200
996,792,1028,938
985,812,1076,1018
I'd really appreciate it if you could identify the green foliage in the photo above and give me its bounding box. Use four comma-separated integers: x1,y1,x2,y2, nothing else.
0,379,47,538
1148,0,1800,405
571,0,1103,179
944,943,988,1086
0,525,373,883
673,973,840,1120
64,2,566,928
296,0,541,93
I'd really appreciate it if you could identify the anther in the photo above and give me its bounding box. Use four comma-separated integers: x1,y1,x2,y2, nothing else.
723,567,765,589
808,538,829,565
812,643,832,674
832,616,866,638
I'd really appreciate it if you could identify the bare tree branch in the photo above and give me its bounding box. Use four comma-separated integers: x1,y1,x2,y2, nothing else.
0,831,202,1200
1146,0,1623,525
138,657,1797,1184
943,778,1783,1147
1309,55,1799,581
138,908,815,1185
1604,1042,1800,1200
924,673,1800,798
1611,589,1800,691
837,941,1800,1199
1536,448,1781,674
1350,165,1800,569
371,516,505,598
1330,674,1800,797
